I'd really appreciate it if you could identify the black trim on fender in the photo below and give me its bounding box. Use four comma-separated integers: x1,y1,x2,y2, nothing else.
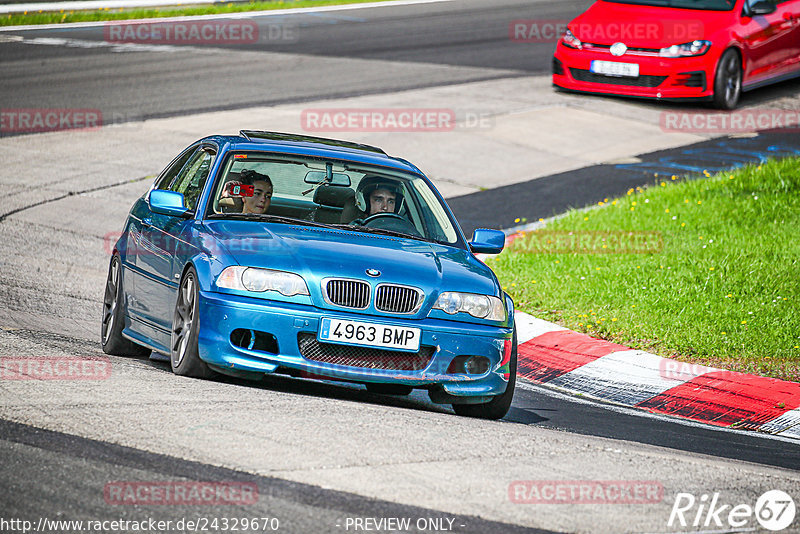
743,69,800,92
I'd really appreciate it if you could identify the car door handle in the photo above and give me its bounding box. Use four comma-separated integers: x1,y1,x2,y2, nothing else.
142,217,152,228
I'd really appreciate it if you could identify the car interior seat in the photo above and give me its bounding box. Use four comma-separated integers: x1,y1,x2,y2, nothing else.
312,185,356,224
340,194,366,224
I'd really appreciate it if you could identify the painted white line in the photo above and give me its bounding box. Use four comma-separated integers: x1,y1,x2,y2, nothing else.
0,0,456,31
18,35,184,51
548,349,698,406
760,407,800,437
513,311,566,345
776,425,800,440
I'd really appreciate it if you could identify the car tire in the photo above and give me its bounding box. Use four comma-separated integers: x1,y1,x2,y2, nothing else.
365,383,413,396
171,266,214,378
712,49,742,110
101,255,151,358
452,329,517,420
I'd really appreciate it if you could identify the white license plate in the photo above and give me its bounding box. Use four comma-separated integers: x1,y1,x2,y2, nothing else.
590,60,639,77
318,318,421,352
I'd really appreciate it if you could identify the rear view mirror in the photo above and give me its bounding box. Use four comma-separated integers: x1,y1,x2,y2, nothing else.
304,171,351,186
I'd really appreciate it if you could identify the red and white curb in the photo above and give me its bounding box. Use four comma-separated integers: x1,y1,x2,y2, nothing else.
513,311,800,439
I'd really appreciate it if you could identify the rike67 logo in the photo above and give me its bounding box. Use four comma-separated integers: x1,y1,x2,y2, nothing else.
669,490,796,531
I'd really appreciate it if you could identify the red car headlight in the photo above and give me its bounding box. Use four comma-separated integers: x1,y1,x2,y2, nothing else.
561,28,583,50
659,40,712,58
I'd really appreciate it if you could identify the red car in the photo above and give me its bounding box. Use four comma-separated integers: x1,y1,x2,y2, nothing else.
552,0,800,109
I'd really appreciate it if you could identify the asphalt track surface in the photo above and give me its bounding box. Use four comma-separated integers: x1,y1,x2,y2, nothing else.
2,1,800,532
0,0,593,120
0,419,545,534
2,0,797,123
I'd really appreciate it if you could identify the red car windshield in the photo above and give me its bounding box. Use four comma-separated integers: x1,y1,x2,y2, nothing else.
602,0,736,10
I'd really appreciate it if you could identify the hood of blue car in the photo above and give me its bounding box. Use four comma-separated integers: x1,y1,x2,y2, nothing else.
201,220,500,310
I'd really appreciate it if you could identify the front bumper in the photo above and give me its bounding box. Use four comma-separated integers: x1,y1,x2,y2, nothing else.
552,43,715,100
197,290,513,403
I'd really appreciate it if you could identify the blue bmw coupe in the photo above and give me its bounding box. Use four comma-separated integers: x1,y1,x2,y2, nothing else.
102,131,516,419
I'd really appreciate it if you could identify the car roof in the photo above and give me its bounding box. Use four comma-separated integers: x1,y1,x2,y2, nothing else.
203,131,424,175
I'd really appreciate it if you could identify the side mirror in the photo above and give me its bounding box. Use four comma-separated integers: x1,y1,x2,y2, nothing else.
469,228,506,255
747,1,776,15
149,190,190,217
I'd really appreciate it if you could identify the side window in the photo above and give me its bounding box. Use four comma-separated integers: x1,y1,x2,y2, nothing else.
170,148,215,211
154,146,197,191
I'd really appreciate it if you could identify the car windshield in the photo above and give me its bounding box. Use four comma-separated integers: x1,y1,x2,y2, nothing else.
602,0,736,10
207,152,460,245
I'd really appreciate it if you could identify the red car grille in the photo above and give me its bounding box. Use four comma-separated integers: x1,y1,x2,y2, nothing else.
570,68,667,88
584,43,661,57
297,333,434,371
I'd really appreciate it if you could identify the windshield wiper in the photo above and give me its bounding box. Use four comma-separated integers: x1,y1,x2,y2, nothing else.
208,214,430,241
207,213,330,228
329,224,430,242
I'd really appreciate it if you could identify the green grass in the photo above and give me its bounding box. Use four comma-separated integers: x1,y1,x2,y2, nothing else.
1,0,389,26
489,157,800,382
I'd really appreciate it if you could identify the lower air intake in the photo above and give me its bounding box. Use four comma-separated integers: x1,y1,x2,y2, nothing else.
297,333,434,371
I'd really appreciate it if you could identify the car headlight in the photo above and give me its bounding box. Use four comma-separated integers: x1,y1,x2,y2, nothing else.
216,266,309,296
433,292,505,321
561,28,583,50
659,40,711,58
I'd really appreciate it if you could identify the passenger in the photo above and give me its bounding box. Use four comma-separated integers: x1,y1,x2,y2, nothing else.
222,170,273,214
240,170,273,215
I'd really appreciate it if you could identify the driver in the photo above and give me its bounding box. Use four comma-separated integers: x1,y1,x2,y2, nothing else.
340,175,405,225
356,175,404,217
342,175,423,238
367,185,396,215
